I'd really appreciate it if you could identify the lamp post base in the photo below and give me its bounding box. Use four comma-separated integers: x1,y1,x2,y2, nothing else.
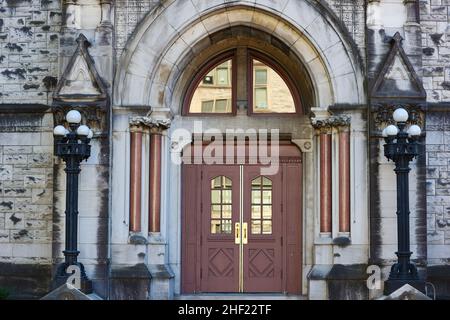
384,278,426,295
52,262,93,294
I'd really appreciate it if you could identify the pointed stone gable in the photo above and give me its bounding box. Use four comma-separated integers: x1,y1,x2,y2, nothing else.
371,32,426,100
54,34,107,103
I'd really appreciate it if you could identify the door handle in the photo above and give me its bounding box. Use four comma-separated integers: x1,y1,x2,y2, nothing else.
235,222,241,244
242,222,248,244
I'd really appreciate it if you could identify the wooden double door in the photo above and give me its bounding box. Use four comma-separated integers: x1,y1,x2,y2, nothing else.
182,153,302,294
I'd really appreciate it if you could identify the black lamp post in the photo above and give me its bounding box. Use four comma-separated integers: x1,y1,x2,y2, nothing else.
382,107,425,295
52,110,93,294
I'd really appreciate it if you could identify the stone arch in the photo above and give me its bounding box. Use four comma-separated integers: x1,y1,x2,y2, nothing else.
176,26,316,114
114,0,365,111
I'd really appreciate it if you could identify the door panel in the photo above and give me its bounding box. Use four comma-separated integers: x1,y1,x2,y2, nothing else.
284,163,302,294
181,165,201,293
243,166,283,292
182,145,302,294
200,166,240,292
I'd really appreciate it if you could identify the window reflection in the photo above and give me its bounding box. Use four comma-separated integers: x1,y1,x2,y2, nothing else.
252,59,296,113
210,176,233,234
190,60,233,113
251,176,273,235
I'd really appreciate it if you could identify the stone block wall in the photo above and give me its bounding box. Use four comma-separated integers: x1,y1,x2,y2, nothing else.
0,0,61,299
426,111,450,266
0,106,53,298
420,0,450,102
326,0,366,60
115,0,159,60
420,0,450,271
0,0,61,105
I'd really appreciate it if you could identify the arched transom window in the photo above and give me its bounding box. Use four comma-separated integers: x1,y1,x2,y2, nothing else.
183,49,302,115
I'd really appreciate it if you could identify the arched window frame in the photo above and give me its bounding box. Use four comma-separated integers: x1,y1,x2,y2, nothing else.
182,49,303,116
247,50,303,116
182,50,237,116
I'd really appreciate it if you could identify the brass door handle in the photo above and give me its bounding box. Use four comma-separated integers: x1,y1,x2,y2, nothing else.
235,222,241,244
242,222,248,244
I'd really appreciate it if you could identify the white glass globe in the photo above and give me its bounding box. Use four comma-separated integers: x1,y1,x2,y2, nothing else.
382,128,388,138
407,124,421,137
87,129,94,139
77,125,90,136
385,124,399,136
393,108,409,122
66,110,82,124
53,125,66,136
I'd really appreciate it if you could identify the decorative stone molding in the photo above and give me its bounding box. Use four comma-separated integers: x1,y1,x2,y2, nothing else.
53,105,107,133
373,103,425,129
129,116,172,131
311,115,352,131
129,110,173,134
52,32,109,133
54,34,108,104
370,32,426,101
291,139,313,153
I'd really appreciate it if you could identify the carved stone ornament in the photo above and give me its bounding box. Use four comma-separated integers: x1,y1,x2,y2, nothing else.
52,34,109,132
311,115,352,130
370,32,426,100
373,103,424,129
129,111,172,133
53,34,108,104
53,105,107,133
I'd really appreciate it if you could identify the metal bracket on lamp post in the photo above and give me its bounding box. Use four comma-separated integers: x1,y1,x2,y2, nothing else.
382,108,426,295
52,110,93,294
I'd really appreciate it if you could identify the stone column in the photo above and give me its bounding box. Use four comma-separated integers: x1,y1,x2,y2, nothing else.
402,0,421,59
320,129,332,235
149,129,162,233
312,113,351,236
129,126,143,233
403,0,419,24
129,114,172,235
338,127,351,233
99,0,113,27
63,0,80,30
96,0,113,45
366,0,382,29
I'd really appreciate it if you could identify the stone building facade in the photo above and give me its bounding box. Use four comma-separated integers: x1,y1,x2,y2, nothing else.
0,0,448,299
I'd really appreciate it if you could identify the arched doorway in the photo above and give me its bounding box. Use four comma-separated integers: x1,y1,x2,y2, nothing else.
179,44,306,294
181,142,302,294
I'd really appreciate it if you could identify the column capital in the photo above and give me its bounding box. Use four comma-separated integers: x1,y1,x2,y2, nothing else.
129,115,172,133
129,125,144,133
311,113,351,132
